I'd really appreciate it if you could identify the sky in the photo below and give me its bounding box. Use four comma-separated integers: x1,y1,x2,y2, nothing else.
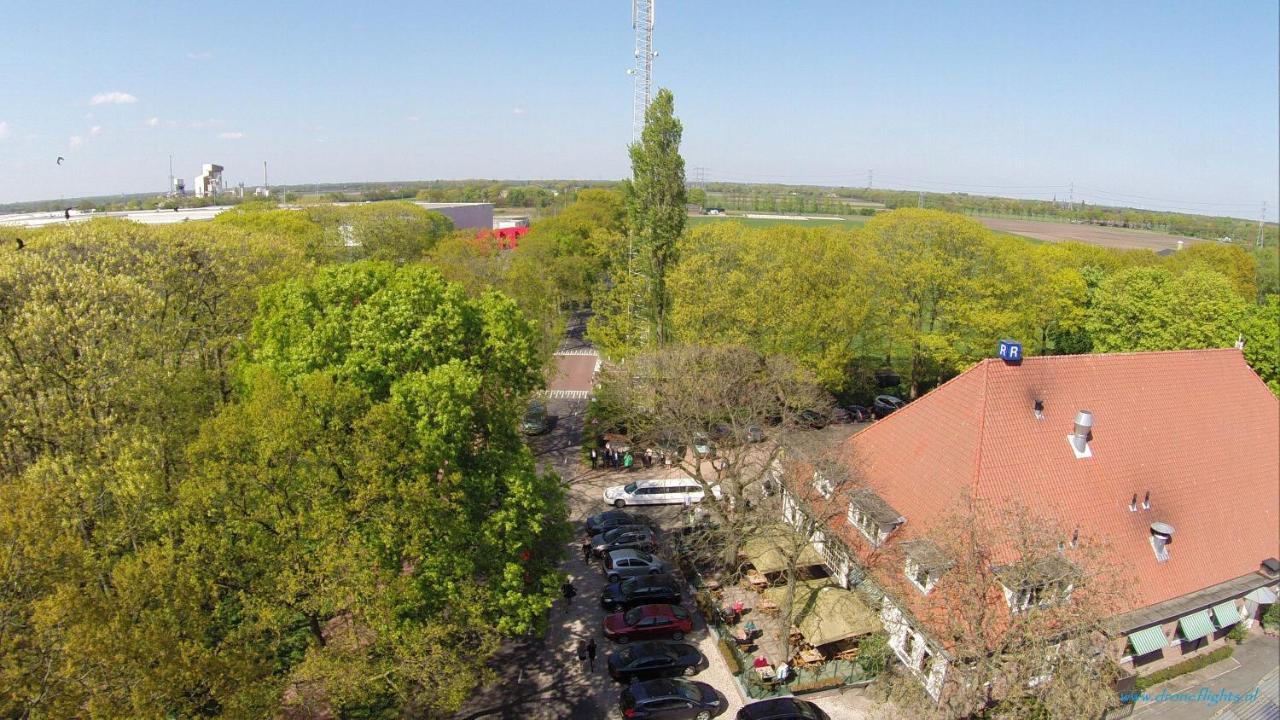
0,0,1276,219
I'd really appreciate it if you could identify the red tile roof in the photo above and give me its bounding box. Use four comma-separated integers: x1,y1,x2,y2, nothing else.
842,348,1279,614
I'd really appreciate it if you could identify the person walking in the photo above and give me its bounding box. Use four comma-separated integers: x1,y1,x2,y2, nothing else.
561,580,577,611
587,637,598,671
576,640,590,672
581,538,593,562
590,447,598,469
623,452,633,471
643,449,653,468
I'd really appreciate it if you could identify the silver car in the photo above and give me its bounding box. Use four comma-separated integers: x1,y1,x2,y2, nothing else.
603,549,667,583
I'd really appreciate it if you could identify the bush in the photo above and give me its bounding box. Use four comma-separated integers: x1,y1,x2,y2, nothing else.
1134,646,1234,691
1263,602,1280,631
1227,623,1248,643
718,638,742,675
790,676,846,694
856,632,891,677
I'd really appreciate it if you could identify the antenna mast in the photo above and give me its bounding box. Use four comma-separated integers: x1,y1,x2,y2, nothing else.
630,0,655,141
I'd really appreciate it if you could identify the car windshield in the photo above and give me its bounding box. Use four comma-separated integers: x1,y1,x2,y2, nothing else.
673,680,699,701
624,482,638,494
623,607,643,624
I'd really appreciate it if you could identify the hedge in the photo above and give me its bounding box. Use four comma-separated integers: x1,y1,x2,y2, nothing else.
718,638,743,675
1134,645,1234,691
789,676,845,695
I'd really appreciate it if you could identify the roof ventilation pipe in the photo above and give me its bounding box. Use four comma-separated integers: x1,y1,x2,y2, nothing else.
1150,522,1175,562
1068,410,1093,458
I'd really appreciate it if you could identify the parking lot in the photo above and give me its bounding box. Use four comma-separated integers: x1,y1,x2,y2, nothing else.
451,397,880,719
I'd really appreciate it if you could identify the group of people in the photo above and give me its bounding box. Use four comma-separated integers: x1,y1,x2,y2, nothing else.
589,444,657,471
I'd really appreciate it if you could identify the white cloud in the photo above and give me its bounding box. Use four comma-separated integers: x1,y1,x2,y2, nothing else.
186,51,214,60
145,117,160,127
408,115,421,123
69,135,83,148
89,91,138,105
189,118,222,129
0,122,9,140
89,125,103,137
218,131,244,140
512,106,526,115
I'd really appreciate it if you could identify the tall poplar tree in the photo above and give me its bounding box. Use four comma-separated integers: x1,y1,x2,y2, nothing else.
591,88,686,355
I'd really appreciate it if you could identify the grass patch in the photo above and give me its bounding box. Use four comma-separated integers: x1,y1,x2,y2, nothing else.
1133,645,1234,692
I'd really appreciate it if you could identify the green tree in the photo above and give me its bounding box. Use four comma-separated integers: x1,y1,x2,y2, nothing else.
591,88,686,354
1086,267,1247,352
1240,295,1280,394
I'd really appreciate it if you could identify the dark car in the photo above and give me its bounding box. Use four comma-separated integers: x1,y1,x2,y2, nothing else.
591,526,658,557
586,509,645,536
620,678,721,719
601,574,682,612
843,405,872,422
604,603,693,643
607,641,704,683
520,400,549,435
736,698,830,720
797,409,829,429
873,395,906,419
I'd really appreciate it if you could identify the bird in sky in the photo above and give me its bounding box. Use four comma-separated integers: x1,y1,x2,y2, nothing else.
56,156,64,165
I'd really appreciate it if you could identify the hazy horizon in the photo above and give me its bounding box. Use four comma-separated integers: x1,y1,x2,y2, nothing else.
2,0,1276,220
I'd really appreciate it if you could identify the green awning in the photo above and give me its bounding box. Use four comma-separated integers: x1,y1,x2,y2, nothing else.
741,527,826,575
1178,611,1216,641
1211,601,1242,627
762,580,882,646
1127,626,1168,656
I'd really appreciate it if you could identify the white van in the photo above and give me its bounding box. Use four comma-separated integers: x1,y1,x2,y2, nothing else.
602,478,721,508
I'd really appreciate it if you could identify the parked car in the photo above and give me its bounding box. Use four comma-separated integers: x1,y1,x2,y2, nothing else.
603,478,721,508
591,527,658,557
603,549,667,582
798,409,829,429
620,678,721,719
603,603,693,642
873,395,906,419
585,509,645,536
736,698,830,720
843,405,872,422
691,433,714,458
829,407,854,424
601,574,682,612
607,641,704,683
520,400,549,435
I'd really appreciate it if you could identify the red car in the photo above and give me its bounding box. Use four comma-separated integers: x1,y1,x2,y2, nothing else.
604,604,693,643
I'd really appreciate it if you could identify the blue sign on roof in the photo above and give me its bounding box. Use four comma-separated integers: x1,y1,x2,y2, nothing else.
998,339,1022,363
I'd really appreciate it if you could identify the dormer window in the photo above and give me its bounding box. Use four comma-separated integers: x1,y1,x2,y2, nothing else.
813,470,835,498
998,556,1077,613
847,489,905,547
902,540,951,596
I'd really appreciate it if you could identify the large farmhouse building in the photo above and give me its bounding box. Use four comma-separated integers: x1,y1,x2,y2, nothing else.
780,348,1279,703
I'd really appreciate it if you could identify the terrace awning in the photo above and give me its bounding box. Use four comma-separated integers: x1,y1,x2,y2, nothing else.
763,580,881,647
1126,626,1168,656
1177,611,1216,642
1211,601,1242,627
1246,587,1277,604
741,528,825,575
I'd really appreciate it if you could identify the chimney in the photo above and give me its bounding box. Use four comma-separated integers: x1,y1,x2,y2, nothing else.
1129,494,1138,512
1068,410,1093,458
1142,491,1150,511
1150,522,1175,562
1033,400,1044,421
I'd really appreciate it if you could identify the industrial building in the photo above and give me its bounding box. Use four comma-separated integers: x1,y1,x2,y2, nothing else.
413,202,493,231
195,164,224,198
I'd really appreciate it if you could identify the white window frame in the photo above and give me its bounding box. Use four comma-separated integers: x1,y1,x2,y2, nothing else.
847,503,881,546
813,470,835,498
1004,580,1074,613
905,558,935,595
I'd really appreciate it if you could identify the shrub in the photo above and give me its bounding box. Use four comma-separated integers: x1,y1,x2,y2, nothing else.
1263,602,1280,631
1134,646,1234,691
1227,623,1248,643
718,638,743,675
790,676,846,694
856,632,891,677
